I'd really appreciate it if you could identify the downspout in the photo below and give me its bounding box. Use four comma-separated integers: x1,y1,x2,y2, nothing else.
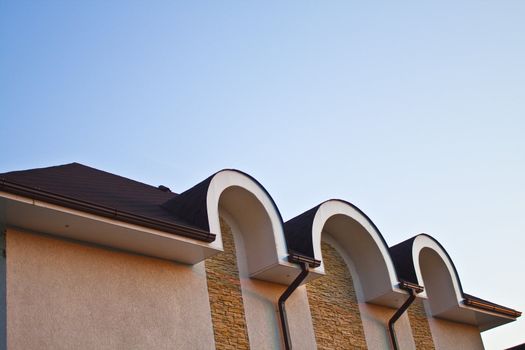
278,253,320,350
388,281,424,350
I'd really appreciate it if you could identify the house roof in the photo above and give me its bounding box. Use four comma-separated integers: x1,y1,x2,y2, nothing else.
0,162,521,322
389,235,426,285
389,234,521,319
283,205,318,258
0,163,214,242
284,199,393,261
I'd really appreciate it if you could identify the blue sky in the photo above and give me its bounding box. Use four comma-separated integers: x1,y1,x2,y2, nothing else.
1,1,524,348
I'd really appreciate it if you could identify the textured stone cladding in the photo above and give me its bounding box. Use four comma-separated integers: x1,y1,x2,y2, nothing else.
205,217,250,350
407,298,435,350
306,241,367,349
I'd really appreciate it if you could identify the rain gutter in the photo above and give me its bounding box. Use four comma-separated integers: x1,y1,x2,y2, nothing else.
0,179,215,243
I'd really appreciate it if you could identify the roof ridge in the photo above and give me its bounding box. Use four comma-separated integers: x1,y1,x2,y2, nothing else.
1,162,174,194
0,162,78,176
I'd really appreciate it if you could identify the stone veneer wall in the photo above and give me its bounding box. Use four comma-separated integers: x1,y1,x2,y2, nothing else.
306,241,367,349
205,217,250,350
407,298,435,350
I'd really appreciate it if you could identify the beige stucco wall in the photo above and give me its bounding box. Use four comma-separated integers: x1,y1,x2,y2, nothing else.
0,227,6,350
6,228,215,350
358,303,415,350
424,302,484,350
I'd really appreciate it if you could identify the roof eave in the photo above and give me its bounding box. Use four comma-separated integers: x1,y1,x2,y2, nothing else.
0,178,215,243
462,296,522,319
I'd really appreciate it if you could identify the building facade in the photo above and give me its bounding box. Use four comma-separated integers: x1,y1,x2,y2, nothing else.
0,163,520,349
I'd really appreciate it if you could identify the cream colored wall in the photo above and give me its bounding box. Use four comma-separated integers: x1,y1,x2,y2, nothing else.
6,228,215,350
222,211,317,350
424,302,484,350
5,227,486,350
0,226,6,350
323,234,417,350
359,303,415,350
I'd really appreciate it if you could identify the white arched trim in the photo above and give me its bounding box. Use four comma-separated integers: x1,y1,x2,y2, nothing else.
409,234,518,329
412,234,463,304
310,200,400,303
206,170,298,284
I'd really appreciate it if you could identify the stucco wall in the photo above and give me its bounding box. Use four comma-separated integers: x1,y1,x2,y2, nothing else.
0,227,6,350
357,303,415,350
425,302,484,350
6,228,215,350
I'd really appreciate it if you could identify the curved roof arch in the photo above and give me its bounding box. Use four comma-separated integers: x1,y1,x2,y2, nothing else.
163,169,282,233
163,169,300,284
207,170,288,270
390,233,464,303
389,233,521,329
413,234,464,301
285,199,400,303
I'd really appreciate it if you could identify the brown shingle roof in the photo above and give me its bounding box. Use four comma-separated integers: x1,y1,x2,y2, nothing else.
0,162,214,241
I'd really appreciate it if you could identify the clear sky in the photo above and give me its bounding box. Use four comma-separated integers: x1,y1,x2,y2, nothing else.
1,1,524,348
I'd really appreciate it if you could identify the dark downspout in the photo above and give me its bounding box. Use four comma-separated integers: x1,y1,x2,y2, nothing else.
278,253,321,350
388,281,424,350
279,262,308,350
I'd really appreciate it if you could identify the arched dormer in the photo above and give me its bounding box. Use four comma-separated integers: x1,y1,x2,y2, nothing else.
163,169,301,284
390,234,520,330
412,235,463,315
285,199,403,305
390,234,464,317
